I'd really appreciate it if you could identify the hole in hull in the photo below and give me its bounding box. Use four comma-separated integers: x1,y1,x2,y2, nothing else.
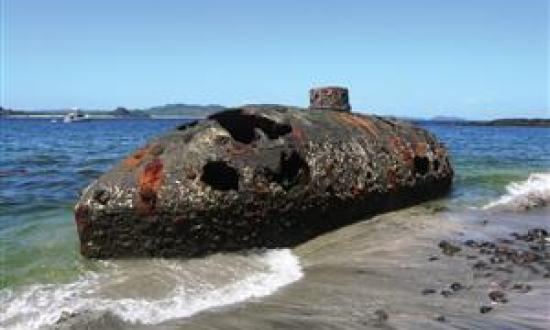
414,156,429,176
201,161,239,191
209,110,292,144
265,151,310,190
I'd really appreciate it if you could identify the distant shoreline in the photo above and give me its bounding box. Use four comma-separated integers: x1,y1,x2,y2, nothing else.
0,114,550,128
0,103,224,119
417,118,550,127
2,116,549,128
465,118,550,127
1,106,548,127
0,114,206,120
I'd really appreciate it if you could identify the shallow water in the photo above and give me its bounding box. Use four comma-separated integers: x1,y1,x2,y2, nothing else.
0,119,548,329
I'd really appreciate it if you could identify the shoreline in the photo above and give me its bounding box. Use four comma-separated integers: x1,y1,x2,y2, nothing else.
416,118,550,128
2,115,549,127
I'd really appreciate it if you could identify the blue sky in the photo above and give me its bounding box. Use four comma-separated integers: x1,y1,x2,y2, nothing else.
1,0,548,119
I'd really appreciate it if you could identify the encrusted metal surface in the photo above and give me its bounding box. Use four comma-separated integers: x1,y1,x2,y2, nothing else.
310,86,351,112
75,106,453,258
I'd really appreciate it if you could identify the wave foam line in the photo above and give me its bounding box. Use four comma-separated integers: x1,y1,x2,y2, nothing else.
483,172,550,211
0,249,303,329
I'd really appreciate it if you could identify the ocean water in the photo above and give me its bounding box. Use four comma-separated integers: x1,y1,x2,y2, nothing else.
0,118,548,329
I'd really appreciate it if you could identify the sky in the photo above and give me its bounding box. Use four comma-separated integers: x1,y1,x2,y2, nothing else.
0,0,548,119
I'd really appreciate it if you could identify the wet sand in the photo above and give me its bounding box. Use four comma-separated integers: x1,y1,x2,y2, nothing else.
76,203,547,330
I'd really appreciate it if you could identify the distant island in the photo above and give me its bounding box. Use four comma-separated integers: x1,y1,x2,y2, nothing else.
415,117,550,127
466,118,550,127
0,104,226,119
145,103,225,118
1,105,548,127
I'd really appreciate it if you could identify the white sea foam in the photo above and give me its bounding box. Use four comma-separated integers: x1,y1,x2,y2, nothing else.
483,172,550,211
0,249,303,329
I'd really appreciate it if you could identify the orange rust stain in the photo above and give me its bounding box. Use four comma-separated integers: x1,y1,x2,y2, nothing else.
415,142,428,156
123,144,160,168
136,158,164,215
138,158,164,193
124,148,147,167
389,136,415,168
331,112,379,137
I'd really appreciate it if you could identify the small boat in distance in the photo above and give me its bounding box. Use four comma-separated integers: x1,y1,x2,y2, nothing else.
63,108,90,123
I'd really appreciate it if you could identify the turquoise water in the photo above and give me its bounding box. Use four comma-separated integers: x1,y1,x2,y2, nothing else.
0,119,549,328
1,119,181,289
428,124,549,199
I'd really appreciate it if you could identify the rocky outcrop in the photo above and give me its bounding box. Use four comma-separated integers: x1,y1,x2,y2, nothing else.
74,88,453,258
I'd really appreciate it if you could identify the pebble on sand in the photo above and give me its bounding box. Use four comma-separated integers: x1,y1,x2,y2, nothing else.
438,240,461,256
488,291,508,303
374,309,389,323
480,306,493,314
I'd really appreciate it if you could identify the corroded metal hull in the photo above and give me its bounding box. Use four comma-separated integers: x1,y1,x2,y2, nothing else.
75,107,453,258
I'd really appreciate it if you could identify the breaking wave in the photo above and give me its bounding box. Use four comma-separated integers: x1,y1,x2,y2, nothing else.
483,173,550,211
0,249,303,329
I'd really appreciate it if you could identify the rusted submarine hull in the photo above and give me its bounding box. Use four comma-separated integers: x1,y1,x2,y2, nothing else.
75,106,453,258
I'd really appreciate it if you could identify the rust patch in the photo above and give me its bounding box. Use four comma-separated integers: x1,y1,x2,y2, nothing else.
139,158,164,192
137,158,164,214
332,112,379,137
390,136,414,168
124,147,149,168
124,143,162,168
415,142,428,156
